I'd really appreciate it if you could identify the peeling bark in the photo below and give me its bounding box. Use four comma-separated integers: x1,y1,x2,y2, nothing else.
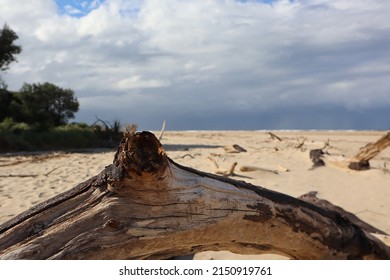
0,131,389,260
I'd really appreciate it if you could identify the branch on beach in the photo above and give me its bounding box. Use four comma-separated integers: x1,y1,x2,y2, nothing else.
348,132,390,170
223,144,247,153
0,131,389,260
295,137,307,151
267,132,282,141
158,120,166,141
309,149,326,169
322,132,390,171
240,165,279,175
174,153,195,159
322,139,330,150
208,157,238,176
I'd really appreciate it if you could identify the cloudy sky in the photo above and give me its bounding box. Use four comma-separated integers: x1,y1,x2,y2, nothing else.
1,0,390,130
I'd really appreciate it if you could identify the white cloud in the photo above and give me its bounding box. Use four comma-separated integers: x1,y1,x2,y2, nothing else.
64,4,83,15
117,76,170,90
1,0,390,129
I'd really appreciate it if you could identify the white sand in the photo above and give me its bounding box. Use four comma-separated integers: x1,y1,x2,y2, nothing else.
1,130,389,259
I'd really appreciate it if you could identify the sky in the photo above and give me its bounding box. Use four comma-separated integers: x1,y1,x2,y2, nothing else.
1,0,390,130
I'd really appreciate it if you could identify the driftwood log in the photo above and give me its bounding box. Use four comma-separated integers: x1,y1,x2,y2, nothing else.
0,131,389,260
298,191,387,235
349,131,390,170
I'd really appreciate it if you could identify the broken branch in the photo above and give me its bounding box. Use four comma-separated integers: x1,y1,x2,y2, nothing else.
267,132,282,141
349,132,390,170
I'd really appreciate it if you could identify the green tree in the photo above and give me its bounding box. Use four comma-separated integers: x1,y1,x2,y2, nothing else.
0,23,22,71
12,82,79,130
0,87,14,121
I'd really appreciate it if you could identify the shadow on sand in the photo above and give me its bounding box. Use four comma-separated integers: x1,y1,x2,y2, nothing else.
162,144,222,151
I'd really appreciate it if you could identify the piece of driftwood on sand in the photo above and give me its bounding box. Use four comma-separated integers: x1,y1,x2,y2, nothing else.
208,157,238,177
348,131,390,170
240,165,279,175
0,131,389,260
267,132,282,141
223,144,247,153
319,131,390,171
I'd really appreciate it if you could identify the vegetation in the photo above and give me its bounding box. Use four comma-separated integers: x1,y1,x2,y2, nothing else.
7,82,79,131
0,122,124,152
0,24,125,152
0,23,22,71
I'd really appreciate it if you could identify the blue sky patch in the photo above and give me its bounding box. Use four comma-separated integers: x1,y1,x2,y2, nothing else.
55,0,104,17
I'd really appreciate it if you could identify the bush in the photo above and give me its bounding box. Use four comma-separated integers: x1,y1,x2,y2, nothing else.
0,117,31,133
0,121,124,152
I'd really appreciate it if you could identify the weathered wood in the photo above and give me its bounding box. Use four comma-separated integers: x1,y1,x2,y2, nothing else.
348,160,370,171
298,191,387,235
267,132,282,141
158,120,166,141
223,144,247,153
349,132,390,170
208,157,238,176
0,131,389,260
295,137,307,151
240,166,279,174
309,149,326,168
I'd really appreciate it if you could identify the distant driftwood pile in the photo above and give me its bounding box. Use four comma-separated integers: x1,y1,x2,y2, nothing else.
0,131,389,259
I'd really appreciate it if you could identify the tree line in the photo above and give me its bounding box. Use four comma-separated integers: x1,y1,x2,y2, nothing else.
0,23,79,132
0,82,79,131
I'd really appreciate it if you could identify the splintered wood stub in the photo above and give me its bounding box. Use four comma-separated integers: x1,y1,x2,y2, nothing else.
115,131,168,176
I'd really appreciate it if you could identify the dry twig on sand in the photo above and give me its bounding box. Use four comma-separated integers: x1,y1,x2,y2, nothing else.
295,137,307,151
223,144,247,153
267,132,282,141
322,139,330,150
208,157,237,176
240,166,279,175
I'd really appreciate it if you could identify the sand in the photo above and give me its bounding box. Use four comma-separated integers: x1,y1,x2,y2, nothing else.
1,130,389,259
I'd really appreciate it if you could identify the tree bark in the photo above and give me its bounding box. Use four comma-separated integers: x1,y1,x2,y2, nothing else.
0,131,389,260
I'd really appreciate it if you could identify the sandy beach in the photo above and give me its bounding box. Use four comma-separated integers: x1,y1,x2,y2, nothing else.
0,130,389,259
